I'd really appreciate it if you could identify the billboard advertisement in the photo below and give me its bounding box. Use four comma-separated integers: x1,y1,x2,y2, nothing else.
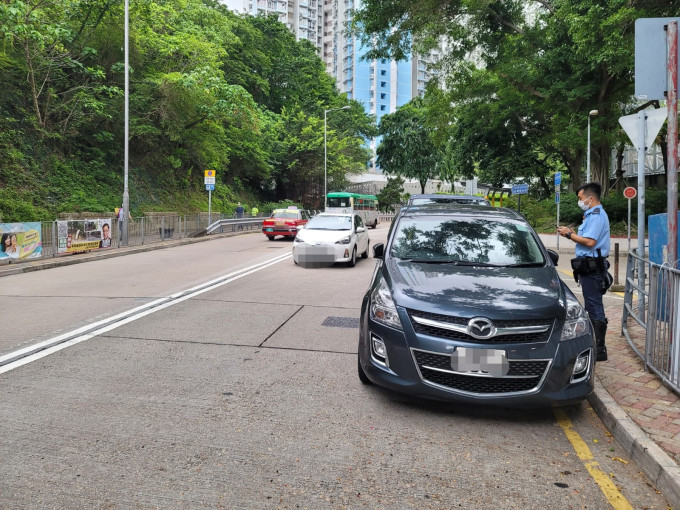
57,219,112,254
0,222,43,260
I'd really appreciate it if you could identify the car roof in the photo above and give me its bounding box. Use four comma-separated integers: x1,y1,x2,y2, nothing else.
313,212,353,217
398,204,524,221
409,194,488,200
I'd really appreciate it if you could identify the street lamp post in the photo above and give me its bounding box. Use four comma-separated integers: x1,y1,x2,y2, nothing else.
586,109,598,183
324,106,350,211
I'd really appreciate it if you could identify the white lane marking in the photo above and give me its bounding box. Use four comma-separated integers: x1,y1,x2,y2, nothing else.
0,252,291,374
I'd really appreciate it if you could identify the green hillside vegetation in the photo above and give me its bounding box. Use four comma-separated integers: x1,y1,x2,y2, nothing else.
0,0,376,222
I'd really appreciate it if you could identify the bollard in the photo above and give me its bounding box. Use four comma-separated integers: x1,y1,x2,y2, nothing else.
614,243,619,286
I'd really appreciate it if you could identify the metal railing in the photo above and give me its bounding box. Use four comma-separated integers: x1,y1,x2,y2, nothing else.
622,248,680,395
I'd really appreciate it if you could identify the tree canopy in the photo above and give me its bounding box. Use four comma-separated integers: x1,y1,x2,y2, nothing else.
353,0,679,194
0,1,376,220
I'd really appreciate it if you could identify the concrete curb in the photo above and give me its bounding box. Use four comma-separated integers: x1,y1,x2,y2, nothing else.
589,378,680,508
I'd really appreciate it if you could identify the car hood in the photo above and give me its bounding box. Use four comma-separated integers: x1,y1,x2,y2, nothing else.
297,230,353,244
385,259,564,319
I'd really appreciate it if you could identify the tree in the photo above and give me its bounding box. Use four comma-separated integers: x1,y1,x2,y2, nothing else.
377,99,445,194
376,176,406,212
353,0,680,194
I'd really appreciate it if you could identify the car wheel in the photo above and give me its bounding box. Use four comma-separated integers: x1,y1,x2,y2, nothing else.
358,356,371,385
347,247,357,267
371,219,378,229
361,240,369,259
267,235,275,241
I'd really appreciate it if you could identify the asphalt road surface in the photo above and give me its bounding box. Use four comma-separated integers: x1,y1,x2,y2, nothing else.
0,226,672,509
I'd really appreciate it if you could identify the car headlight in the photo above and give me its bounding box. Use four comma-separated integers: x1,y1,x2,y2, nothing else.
561,292,591,341
370,278,402,330
336,236,351,245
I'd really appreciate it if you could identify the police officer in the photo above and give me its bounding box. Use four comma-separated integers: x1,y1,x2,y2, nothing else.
557,182,610,361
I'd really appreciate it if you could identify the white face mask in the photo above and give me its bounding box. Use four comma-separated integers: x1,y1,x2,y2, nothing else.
577,196,592,211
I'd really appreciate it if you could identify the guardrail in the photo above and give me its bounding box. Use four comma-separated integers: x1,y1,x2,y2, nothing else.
205,218,263,235
622,248,680,395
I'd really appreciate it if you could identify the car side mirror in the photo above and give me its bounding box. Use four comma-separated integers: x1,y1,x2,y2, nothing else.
547,249,559,265
373,243,384,259
356,227,365,233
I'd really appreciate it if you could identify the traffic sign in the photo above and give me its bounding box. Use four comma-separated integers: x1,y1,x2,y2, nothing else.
619,109,668,150
205,170,216,177
623,186,637,200
205,184,215,191
511,184,529,195
554,172,561,185
204,177,216,185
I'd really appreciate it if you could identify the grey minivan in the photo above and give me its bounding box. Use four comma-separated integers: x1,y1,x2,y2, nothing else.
358,204,595,407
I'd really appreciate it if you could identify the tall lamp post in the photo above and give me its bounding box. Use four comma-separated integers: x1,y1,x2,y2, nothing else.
122,0,130,245
324,106,350,211
586,109,598,183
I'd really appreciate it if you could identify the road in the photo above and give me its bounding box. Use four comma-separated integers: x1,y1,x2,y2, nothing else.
0,227,672,509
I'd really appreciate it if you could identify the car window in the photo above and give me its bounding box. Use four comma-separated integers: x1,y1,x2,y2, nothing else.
272,211,299,219
302,211,310,221
390,217,544,265
354,215,364,229
305,215,352,230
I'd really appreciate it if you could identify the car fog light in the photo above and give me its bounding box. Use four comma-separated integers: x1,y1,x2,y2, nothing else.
371,334,389,367
571,350,591,382
344,248,349,257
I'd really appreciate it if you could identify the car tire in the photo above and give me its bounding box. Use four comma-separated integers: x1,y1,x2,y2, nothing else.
267,235,275,241
361,240,369,259
358,356,371,385
371,219,378,229
347,247,357,267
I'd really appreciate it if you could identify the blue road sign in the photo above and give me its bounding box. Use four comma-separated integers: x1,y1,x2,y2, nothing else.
554,172,561,185
206,184,215,191
511,184,529,195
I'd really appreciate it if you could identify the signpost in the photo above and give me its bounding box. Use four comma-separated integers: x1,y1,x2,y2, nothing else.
634,17,678,268
205,170,216,224
554,173,561,250
623,186,637,252
511,183,529,213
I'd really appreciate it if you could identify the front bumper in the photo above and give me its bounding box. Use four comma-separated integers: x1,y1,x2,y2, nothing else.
358,306,595,407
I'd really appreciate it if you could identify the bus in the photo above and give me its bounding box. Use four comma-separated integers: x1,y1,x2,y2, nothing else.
326,192,380,229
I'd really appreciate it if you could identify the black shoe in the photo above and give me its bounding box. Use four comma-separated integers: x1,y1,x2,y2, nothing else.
596,345,608,362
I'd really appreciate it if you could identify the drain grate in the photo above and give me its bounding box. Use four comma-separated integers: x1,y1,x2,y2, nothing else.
322,316,360,328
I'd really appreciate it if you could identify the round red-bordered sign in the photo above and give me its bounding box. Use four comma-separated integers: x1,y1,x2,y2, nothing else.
623,187,637,199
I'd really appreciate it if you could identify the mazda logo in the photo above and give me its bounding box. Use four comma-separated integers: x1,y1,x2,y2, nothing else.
467,317,497,339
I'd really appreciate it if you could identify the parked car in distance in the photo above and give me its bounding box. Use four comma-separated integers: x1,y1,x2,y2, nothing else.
358,204,595,407
262,206,310,240
407,194,491,206
292,212,370,268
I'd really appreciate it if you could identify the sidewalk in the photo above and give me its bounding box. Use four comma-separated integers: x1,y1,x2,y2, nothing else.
541,233,680,505
2,230,680,504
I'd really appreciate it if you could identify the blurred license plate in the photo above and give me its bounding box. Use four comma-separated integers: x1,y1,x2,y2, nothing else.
451,347,509,377
265,228,273,232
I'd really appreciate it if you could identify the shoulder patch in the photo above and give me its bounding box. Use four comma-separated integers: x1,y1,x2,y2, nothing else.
590,208,600,215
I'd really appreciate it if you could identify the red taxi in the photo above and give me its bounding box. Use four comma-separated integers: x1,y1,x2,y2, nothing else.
262,206,311,240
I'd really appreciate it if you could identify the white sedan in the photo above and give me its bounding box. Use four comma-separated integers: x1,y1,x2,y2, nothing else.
292,213,370,268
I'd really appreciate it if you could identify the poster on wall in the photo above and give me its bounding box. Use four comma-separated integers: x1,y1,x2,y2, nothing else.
0,222,43,260
57,219,112,254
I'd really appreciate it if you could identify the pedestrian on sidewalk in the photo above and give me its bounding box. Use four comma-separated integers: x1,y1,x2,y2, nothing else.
557,182,611,361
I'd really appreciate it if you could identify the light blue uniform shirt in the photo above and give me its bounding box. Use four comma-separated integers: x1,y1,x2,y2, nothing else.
575,204,610,257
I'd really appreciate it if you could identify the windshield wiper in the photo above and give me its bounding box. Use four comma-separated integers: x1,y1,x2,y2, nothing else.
396,258,497,266
504,262,544,268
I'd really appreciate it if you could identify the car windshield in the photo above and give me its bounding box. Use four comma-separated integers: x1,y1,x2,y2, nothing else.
390,216,545,266
271,211,299,219
305,215,352,230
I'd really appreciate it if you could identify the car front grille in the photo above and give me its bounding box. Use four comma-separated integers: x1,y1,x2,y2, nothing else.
412,349,550,395
407,309,554,344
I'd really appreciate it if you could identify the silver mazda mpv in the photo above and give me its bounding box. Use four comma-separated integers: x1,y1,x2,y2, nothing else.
357,204,595,407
